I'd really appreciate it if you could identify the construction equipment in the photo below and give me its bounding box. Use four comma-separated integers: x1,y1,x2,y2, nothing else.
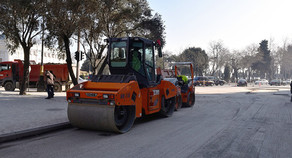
157,68,182,110
0,59,69,92
66,37,177,133
165,62,195,107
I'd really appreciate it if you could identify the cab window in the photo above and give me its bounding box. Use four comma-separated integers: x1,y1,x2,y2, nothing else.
130,42,145,75
0,64,10,72
110,41,127,67
145,45,154,81
145,47,153,67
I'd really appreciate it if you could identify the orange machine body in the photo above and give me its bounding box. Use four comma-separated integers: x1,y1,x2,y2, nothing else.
158,62,195,107
175,63,195,106
67,80,177,118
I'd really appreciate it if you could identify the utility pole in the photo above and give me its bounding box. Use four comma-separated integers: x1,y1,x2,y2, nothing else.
37,19,45,92
162,53,165,69
76,31,80,81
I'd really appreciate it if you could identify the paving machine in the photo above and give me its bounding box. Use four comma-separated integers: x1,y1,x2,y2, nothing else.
66,37,177,133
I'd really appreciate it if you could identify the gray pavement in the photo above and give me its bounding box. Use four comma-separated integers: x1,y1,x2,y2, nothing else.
2,85,292,158
0,87,69,142
0,85,291,143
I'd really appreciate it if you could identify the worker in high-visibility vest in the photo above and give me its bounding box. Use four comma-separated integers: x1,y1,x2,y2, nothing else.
178,75,188,84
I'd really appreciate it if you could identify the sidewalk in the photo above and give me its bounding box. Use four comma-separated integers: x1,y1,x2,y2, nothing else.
0,88,69,142
273,89,291,96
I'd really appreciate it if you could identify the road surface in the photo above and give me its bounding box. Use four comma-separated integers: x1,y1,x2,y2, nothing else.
1,86,292,158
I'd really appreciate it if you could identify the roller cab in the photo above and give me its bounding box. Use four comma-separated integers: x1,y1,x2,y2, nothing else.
66,37,177,133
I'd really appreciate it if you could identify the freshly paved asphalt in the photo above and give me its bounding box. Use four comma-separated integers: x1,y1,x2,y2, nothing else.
0,85,290,144
1,85,292,158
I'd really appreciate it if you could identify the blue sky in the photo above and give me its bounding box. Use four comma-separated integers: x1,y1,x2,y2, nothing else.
148,0,292,53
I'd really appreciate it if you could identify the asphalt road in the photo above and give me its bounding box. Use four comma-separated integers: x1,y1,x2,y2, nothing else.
1,86,292,158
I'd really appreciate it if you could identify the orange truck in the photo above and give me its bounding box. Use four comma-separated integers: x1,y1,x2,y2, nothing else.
66,37,177,133
0,59,68,91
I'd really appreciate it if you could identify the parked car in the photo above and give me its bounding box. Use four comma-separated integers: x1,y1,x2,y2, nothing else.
269,79,281,86
237,79,247,87
282,79,292,86
193,76,214,86
255,79,269,85
207,76,226,86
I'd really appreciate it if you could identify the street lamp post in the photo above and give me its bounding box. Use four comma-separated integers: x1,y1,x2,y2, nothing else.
37,21,45,92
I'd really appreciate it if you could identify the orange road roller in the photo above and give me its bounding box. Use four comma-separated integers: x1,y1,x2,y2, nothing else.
158,62,195,109
67,37,177,133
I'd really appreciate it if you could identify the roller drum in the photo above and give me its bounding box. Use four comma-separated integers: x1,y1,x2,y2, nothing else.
68,103,135,133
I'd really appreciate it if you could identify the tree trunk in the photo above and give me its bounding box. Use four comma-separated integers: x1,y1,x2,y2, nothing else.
248,67,251,82
92,56,105,75
19,47,30,95
97,56,108,75
63,35,78,85
211,61,216,76
235,69,238,82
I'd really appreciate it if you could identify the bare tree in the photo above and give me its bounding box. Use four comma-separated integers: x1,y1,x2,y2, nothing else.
281,44,292,79
273,38,291,79
229,50,241,82
240,44,258,81
208,40,229,77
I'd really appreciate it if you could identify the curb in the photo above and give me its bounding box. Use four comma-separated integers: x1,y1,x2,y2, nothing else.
273,93,290,97
0,122,72,143
273,90,290,96
273,93,290,96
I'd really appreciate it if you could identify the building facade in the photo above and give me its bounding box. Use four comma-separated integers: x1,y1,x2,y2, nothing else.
0,34,66,64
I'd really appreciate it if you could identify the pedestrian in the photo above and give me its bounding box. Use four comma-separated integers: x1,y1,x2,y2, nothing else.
290,81,292,102
290,81,292,94
50,71,56,97
45,70,55,99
